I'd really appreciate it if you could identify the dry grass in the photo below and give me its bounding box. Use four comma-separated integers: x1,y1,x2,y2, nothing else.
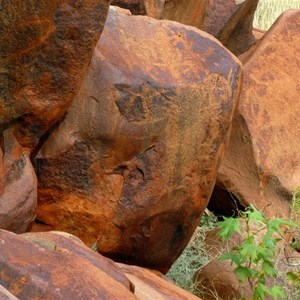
166,212,219,294
254,0,300,30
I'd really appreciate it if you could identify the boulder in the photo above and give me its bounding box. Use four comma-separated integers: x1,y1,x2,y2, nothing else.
0,229,136,299
111,0,259,55
210,10,300,218
162,0,208,29
34,6,242,271
118,263,201,299
194,259,252,300
200,0,260,55
0,0,110,149
0,129,37,233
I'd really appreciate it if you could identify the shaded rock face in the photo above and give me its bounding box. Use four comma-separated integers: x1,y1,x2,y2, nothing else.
0,0,110,149
162,0,208,28
0,129,37,233
201,0,259,55
211,10,300,218
111,0,165,18
0,230,136,300
35,7,242,271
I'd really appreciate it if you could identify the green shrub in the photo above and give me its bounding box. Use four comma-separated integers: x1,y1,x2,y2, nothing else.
218,205,299,300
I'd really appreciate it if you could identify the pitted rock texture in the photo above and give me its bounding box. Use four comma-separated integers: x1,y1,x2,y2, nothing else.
0,129,37,233
35,7,242,271
0,0,110,149
211,10,300,218
0,230,136,300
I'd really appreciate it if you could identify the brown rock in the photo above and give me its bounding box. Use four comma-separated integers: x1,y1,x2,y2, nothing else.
200,0,260,55
35,6,242,271
162,0,208,29
0,285,19,300
118,263,201,299
111,0,165,18
211,10,300,218
0,229,136,299
0,129,37,232
0,0,110,149
117,0,259,56
194,259,252,300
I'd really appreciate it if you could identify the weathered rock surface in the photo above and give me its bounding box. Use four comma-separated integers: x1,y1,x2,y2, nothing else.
162,0,208,29
0,229,136,299
111,0,259,55
0,0,110,149
210,10,300,218
35,6,242,271
200,0,259,55
118,263,201,299
0,129,37,232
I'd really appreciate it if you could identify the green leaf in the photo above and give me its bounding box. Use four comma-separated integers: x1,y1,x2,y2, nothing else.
234,266,253,282
219,253,241,265
91,242,98,252
240,237,259,261
217,217,241,241
254,283,268,300
267,218,296,236
262,260,277,276
256,245,274,262
268,285,285,300
248,209,266,223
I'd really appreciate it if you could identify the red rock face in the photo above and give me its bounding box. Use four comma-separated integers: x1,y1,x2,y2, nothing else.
0,0,110,149
0,129,37,233
35,7,242,271
0,230,136,299
212,10,300,218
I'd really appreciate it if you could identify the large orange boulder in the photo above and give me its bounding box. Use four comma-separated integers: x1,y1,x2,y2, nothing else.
35,7,242,271
211,10,300,218
0,0,110,149
0,129,37,233
0,230,136,299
